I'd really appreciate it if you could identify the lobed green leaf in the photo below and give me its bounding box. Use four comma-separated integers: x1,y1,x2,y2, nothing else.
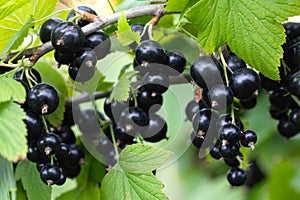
0,77,26,103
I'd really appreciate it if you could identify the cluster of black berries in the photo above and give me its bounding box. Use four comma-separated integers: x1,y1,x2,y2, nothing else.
186,53,261,186
39,6,111,82
260,22,300,139
13,67,83,186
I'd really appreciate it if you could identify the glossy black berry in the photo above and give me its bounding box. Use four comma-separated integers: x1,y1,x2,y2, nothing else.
27,143,48,163
289,109,300,128
24,110,44,141
51,21,85,54
285,71,300,96
103,96,132,122
55,143,70,159
283,22,300,43
224,152,243,167
129,24,149,49
215,114,244,131
190,56,224,89
26,83,59,115
224,54,247,73
185,100,200,121
240,97,257,109
229,68,261,100
54,126,76,144
39,18,63,43
269,87,291,109
84,31,111,59
54,50,74,65
135,40,167,65
203,84,233,110
40,164,62,185
74,47,97,68
56,173,66,186
219,144,240,159
67,6,98,27
192,108,218,137
37,133,61,156
141,114,168,142
68,64,95,82
14,67,42,87
113,124,135,143
76,108,103,137
259,72,281,91
219,123,241,145
269,105,288,120
210,141,222,160
240,130,257,150
166,51,186,76
136,89,163,113
283,43,300,71
62,165,81,178
142,70,170,94
227,167,247,186
277,115,300,138
119,107,150,135
58,144,84,168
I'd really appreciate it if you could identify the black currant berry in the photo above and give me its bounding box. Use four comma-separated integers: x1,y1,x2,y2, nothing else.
39,18,63,43
224,54,247,73
240,97,257,109
26,83,59,115
56,173,66,186
215,114,244,131
76,108,103,137
14,67,42,87
113,124,135,143
203,84,233,110
210,141,222,160
62,165,81,178
119,107,150,135
289,109,300,128
74,47,97,69
55,143,70,159
129,24,149,49
24,110,44,141
142,70,170,94
40,164,62,185
285,71,300,96
141,114,168,142
57,144,84,168
283,22,300,43
136,89,163,113
277,115,300,138
27,143,48,163
259,72,281,91
135,40,167,66
219,144,240,160
227,167,247,186
67,6,98,27
54,126,76,144
283,43,300,71
185,100,200,121
224,152,243,167
37,133,61,156
51,22,85,54
240,130,257,150
229,68,261,100
192,108,218,137
68,64,95,82
84,31,111,60
269,87,291,109
54,50,74,65
166,51,186,76
190,56,224,89
103,96,132,122
219,123,241,146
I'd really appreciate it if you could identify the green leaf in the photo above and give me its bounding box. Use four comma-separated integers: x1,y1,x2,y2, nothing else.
0,101,27,161
0,0,58,56
0,77,26,103
101,144,171,200
15,159,52,200
185,0,300,80
110,71,138,102
115,0,150,12
119,144,172,173
0,0,30,20
116,11,141,46
101,169,167,200
0,157,16,200
35,60,67,127
56,183,100,200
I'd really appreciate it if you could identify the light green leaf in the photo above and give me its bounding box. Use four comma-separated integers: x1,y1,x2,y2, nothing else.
110,71,139,102
35,60,67,127
101,168,167,200
56,183,100,200
186,0,300,80
116,11,141,46
0,157,16,200
0,0,30,20
119,144,172,173
0,101,27,161
115,0,150,12
15,159,52,200
0,77,26,103
0,0,58,56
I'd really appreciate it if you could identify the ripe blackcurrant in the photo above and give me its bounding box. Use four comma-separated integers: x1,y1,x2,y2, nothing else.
185,100,200,121
40,164,62,185
68,64,95,82
57,144,84,168
141,114,168,142
14,67,42,87
27,143,48,163
166,51,186,76
84,31,111,59
277,115,300,138
219,144,240,159
215,114,244,131
129,24,149,49
37,133,61,156
229,68,261,100
39,18,63,43
136,89,163,113
54,126,76,144
289,109,300,128
103,96,132,122
67,6,98,27
26,83,59,115
54,50,74,65
219,123,241,145
240,130,257,150
55,143,70,159
51,22,85,54
192,108,218,137
142,70,170,94
240,97,257,109
224,54,247,73
202,84,233,110
210,141,222,160
227,167,247,186
24,110,44,141
269,87,291,109
135,40,167,65
285,71,300,96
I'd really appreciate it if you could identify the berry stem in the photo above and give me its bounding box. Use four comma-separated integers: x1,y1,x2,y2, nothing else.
130,87,138,107
107,0,115,13
291,95,300,107
41,116,50,133
231,104,236,125
218,48,230,86
109,124,119,158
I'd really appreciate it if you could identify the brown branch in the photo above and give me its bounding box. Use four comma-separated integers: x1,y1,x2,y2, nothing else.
3,4,167,64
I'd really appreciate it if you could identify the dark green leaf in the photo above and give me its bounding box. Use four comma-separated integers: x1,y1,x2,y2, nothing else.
0,157,16,200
